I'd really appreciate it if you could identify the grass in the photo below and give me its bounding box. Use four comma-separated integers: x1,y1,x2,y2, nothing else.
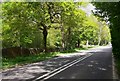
2,46,93,70
60,47,88,53
2,52,58,69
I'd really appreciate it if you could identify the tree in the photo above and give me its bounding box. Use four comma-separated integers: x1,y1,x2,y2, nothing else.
2,3,36,48
2,2,111,58
92,2,120,58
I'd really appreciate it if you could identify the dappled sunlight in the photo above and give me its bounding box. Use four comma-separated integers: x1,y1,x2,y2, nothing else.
58,52,86,57
2,1,115,80
88,64,93,67
98,67,107,71
3,48,112,79
2,52,85,80
3,49,94,80
26,66,50,73
90,61,99,65
27,66,41,69
79,46,112,53
2,46,113,80
86,60,108,71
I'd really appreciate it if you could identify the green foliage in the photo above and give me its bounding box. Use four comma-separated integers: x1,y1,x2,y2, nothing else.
2,2,37,48
115,58,120,76
2,2,110,56
2,2,112,69
93,2,120,58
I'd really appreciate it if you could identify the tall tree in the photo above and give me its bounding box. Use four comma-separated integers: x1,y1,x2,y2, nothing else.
93,2,120,58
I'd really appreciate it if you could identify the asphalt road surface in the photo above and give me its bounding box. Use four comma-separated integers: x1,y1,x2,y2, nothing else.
3,46,118,81
36,46,114,81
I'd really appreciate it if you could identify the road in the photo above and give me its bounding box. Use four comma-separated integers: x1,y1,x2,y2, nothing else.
3,46,117,81
35,46,114,81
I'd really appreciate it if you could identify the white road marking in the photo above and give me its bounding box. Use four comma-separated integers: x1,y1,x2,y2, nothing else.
34,53,93,81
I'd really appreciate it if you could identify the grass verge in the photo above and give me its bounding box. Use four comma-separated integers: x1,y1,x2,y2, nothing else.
2,47,92,70
2,52,58,70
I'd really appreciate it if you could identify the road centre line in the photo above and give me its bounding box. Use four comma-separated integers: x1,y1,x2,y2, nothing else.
34,55,84,81
34,53,93,81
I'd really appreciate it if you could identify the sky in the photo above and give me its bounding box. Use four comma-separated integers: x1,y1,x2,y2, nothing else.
80,3,96,16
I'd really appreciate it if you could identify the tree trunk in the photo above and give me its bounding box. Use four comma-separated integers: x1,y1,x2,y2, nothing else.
67,27,71,49
61,23,65,50
98,36,101,46
77,39,80,48
86,40,89,47
43,26,48,52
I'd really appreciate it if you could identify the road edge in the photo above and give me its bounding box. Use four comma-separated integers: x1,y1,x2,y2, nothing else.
112,53,119,79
